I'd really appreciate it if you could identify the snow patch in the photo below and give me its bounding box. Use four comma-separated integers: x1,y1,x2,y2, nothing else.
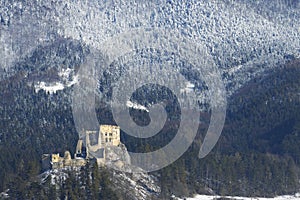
227,65,243,75
0,189,9,199
126,100,149,112
34,68,79,94
58,68,73,79
180,81,195,94
179,194,300,200
35,81,65,94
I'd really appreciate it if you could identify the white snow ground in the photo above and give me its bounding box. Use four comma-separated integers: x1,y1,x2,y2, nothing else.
34,68,79,94
126,100,149,112
179,193,300,200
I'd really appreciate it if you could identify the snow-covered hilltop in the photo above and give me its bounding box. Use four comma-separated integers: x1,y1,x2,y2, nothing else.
0,0,299,98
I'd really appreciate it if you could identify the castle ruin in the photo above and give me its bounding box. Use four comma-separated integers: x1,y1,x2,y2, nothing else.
42,125,126,170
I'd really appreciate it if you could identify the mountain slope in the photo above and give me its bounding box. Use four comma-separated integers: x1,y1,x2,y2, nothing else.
0,0,300,199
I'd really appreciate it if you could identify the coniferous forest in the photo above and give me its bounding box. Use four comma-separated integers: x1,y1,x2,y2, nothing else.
0,47,300,198
1,0,300,199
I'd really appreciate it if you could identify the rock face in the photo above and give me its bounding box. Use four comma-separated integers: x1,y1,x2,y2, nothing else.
105,143,133,172
39,165,161,200
111,170,161,200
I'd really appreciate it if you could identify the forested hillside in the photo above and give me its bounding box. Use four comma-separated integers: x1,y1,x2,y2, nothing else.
159,59,300,197
0,53,299,198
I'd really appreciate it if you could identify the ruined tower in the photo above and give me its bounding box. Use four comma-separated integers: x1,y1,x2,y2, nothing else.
85,125,121,150
99,125,120,147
